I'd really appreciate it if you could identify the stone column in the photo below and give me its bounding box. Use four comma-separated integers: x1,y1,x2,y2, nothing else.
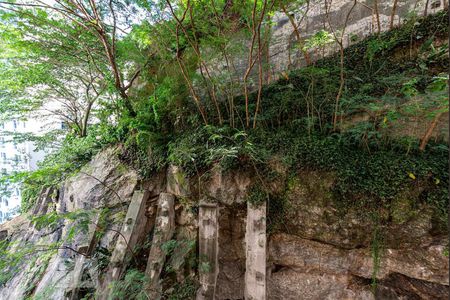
145,192,175,298
196,202,219,300
245,201,267,300
98,190,150,299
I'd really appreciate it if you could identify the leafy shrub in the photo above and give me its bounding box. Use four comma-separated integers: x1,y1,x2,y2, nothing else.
165,277,198,300
167,125,263,175
108,269,148,300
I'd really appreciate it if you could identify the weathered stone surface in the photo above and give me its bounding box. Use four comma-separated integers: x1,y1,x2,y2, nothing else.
35,187,57,216
374,272,450,299
0,124,448,300
269,269,374,300
145,192,176,298
268,233,449,299
0,229,7,240
205,165,253,205
215,205,246,300
109,191,150,268
169,201,198,281
31,187,50,215
245,202,267,300
0,148,139,300
63,147,138,211
32,251,72,300
281,170,439,249
196,201,219,300
0,191,67,300
67,255,87,300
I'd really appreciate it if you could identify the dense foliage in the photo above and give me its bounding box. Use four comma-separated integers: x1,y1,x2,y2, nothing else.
0,4,446,220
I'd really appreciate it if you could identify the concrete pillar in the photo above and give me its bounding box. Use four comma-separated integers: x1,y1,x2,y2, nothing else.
145,192,175,298
196,202,219,300
98,190,150,299
245,201,267,300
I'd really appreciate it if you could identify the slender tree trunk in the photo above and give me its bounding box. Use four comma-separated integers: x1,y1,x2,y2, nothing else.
187,3,223,124
81,100,95,137
374,0,381,34
424,0,430,16
419,112,443,151
281,4,311,65
173,24,208,125
333,45,345,130
389,0,398,29
176,58,208,126
324,0,357,130
243,0,259,128
167,0,222,125
252,0,273,129
253,16,264,129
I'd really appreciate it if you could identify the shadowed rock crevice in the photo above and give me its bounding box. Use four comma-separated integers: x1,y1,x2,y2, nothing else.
351,273,450,300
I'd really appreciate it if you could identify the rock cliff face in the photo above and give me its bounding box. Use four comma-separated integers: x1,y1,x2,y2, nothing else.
208,0,445,79
0,146,447,299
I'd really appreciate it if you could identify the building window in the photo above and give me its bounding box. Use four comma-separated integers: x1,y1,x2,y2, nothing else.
13,120,17,129
1,153,6,160
1,168,6,175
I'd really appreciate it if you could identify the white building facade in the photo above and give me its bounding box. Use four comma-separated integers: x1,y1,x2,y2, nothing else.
0,119,47,223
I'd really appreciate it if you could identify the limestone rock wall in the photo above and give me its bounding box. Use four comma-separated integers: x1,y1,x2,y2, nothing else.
0,147,145,300
0,147,448,300
208,0,445,80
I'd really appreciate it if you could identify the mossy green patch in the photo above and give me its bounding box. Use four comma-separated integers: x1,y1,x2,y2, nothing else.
390,190,419,224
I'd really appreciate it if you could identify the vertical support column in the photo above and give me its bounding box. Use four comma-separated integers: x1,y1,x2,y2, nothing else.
98,190,150,300
196,202,218,300
145,193,175,298
245,201,266,300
